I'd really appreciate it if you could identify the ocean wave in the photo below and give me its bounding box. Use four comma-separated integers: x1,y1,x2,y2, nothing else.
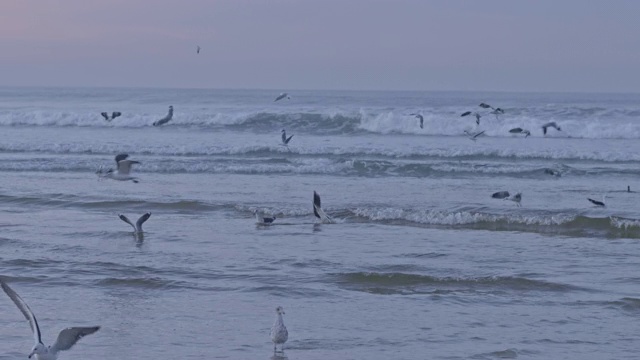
3,105,640,139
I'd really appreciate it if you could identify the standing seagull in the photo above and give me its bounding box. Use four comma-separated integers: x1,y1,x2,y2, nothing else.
313,191,334,223
254,210,276,225
461,111,482,125
270,306,288,354
274,93,290,102
196,45,201,54
281,129,294,146
0,280,100,360
587,195,606,207
100,112,122,122
153,106,173,126
118,213,151,233
410,113,424,129
542,121,561,135
97,153,140,183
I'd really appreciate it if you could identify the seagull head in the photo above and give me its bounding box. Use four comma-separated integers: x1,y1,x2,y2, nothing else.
276,306,285,315
281,129,286,133
29,344,46,358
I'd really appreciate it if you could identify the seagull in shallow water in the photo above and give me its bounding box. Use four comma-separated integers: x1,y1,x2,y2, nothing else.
100,112,121,122
313,191,334,223
542,121,561,135
281,129,294,145
254,210,276,225
274,93,290,102
410,113,424,129
96,154,140,183
153,106,173,126
0,280,100,360
270,306,288,354
118,213,151,233
587,195,606,207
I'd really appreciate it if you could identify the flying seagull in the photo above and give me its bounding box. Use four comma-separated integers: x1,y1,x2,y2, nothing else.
587,196,606,207
153,106,173,126
274,93,290,102
509,128,531,137
479,103,504,119
270,306,288,354
96,153,140,183
118,213,151,233
506,192,522,207
461,111,482,125
100,112,122,122
491,191,510,199
196,45,201,54
465,129,485,141
0,280,100,360
254,210,276,225
281,129,294,146
313,191,334,223
410,113,424,129
542,121,561,135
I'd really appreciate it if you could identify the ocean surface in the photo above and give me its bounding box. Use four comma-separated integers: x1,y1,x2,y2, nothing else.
1,87,640,359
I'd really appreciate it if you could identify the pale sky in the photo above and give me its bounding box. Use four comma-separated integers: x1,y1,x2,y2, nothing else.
1,0,639,92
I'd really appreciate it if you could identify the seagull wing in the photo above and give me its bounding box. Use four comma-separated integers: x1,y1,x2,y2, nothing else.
135,213,151,231
473,130,486,139
112,112,122,119
275,93,286,102
0,281,43,346
460,111,471,117
479,102,492,109
281,132,287,143
117,160,139,175
114,153,129,165
101,112,109,121
313,191,333,223
285,134,294,144
118,214,136,231
51,326,100,353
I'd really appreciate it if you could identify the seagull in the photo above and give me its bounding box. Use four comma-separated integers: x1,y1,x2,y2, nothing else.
542,121,561,135
254,210,276,225
509,128,530,137
274,93,290,102
464,129,485,141
544,168,561,177
410,113,424,129
281,129,294,146
461,111,482,125
97,154,140,183
505,192,522,207
196,45,201,54
587,196,606,207
270,306,288,354
0,280,100,360
153,106,173,126
491,191,510,199
118,213,151,233
479,103,504,119
313,191,334,223
100,112,122,122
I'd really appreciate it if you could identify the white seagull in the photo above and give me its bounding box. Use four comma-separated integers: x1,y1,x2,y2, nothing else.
274,93,290,102
281,129,294,146
270,306,288,354
153,105,173,126
254,210,276,225
313,191,334,223
100,112,122,122
118,213,151,233
0,280,100,360
587,195,606,207
542,121,561,135
505,192,522,207
97,154,140,183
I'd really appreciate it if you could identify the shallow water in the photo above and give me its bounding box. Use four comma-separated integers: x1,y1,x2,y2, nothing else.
1,88,640,359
